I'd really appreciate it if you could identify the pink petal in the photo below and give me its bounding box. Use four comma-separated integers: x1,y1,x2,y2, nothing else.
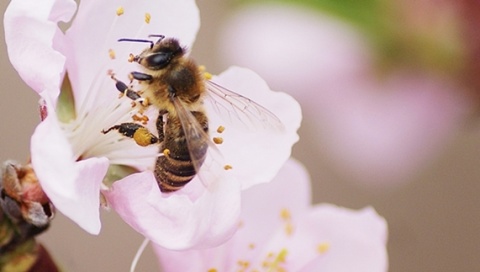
64,0,200,115
153,159,312,271
233,159,311,254
4,0,76,100
261,204,388,272
103,170,241,250
218,5,372,103
316,73,470,185
208,67,302,189
31,111,107,234
218,4,471,186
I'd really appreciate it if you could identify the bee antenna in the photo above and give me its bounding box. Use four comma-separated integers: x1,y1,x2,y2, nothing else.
118,38,154,49
148,34,165,43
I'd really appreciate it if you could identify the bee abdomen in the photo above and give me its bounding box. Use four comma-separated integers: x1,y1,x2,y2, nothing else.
154,154,199,192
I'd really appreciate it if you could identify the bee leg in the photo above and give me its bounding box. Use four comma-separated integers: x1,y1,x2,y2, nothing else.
130,71,153,81
156,110,167,143
110,75,142,101
102,123,158,147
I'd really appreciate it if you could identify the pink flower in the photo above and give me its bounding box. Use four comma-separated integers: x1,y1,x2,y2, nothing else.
4,0,301,249
153,159,388,271
219,5,472,186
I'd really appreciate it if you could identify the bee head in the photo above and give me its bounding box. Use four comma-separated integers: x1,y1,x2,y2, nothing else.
135,38,184,71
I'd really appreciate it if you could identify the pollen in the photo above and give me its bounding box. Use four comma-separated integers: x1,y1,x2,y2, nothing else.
116,6,124,16
213,137,223,144
284,222,294,236
262,249,288,271
317,242,331,254
207,269,218,272
248,243,256,250
216,125,225,133
276,249,288,263
108,49,116,59
132,114,149,125
224,164,233,170
144,12,151,24
280,208,294,236
163,149,171,157
204,72,213,80
280,208,291,221
237,260,250,269
133,128,154,147
128,53,135,63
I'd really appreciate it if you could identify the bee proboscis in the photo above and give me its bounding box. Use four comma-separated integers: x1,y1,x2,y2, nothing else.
103,35,283,193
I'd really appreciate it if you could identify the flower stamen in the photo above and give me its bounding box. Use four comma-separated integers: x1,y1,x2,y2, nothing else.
116,6,124,16
144,13,151,24
280,208,291,221
213,137,223,144
108,49,116,59
132,113,149,125
216,125,225,133
280,208,295,236
317,242,330,254
262,249,288,272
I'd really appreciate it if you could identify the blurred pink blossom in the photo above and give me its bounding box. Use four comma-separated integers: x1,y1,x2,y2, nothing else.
4,0,301,249
219,5,472,186
154,159,388,271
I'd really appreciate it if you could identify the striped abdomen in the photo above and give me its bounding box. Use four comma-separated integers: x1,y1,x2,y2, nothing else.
154,111,208,192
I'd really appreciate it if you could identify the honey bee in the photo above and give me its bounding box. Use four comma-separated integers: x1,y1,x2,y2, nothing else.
103,35,282,193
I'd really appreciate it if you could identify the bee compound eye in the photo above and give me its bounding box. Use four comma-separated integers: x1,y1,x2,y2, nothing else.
147,52,171,69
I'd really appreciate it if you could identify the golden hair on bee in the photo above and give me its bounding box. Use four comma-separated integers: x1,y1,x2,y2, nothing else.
103,35,283,193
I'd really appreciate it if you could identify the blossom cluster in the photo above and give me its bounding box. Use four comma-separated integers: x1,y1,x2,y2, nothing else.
4,0,387,270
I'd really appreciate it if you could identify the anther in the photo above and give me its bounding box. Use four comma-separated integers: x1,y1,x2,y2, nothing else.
108,49,116,59
216,125,225,133
116,6,124,16
280,208,291,221
317,242,330,254
145,13,151,24
213,137,223,144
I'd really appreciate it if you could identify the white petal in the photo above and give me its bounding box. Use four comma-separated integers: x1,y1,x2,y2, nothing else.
208,67,302,189
4,0,76,101
104,170,241,250
31,111,107,234
64,0,200,115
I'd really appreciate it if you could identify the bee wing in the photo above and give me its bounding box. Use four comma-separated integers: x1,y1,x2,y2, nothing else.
205,80,285,131
171,96,225,190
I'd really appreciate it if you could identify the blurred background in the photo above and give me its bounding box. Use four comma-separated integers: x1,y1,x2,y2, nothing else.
2,0,480,271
